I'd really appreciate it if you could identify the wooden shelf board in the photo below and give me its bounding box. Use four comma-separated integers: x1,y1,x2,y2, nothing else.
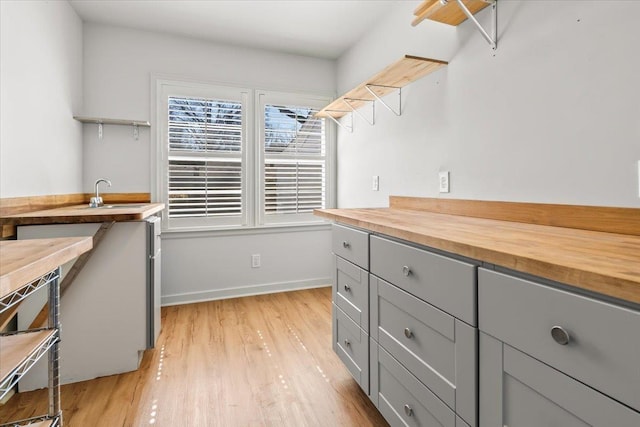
0,238,92,299
0,330,56,382
28,421,54,427
412,0,491,27
317,55,447,119
73,116,150,127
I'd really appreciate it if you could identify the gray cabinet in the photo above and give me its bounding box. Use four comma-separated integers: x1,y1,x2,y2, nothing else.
480,332,640,427
370,342,470,427
369,236,478,427
334,256,369,332
331,224,640,427
370,235,477,326
370,276,476,425
331,224,371,395
479,268,640,425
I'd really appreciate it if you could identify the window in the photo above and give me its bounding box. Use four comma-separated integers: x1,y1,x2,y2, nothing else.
156,80,333,232
259,91,328,225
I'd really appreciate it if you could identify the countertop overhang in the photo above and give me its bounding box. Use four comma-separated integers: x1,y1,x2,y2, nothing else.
0,237,93,297
315,201,640,305
0,203,165,226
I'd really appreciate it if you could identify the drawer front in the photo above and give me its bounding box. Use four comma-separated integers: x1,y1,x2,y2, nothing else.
334,256,369,332
479,268,640,412
333,304,369,394
371,342,456,427
370,235,476,326
480,332,640,427
332,224,369,269
371,276,477,426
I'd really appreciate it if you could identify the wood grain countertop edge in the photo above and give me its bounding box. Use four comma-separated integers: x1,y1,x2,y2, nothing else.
0,237,93,298
315,208,640,306
0,203,165,226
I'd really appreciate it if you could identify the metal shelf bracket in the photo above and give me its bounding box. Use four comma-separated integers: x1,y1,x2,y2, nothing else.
343,98,375,126
451,0,497,50
325,110,353,133
365,84,402,116
133,124,139,140
98,123,103,140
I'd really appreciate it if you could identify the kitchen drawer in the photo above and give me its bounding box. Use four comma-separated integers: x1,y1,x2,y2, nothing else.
332,224,369,269
333,304,369,394
371,276,477,426
334,256,369,332
370,342,465,427
479,268,640,412
480,332,640,427
370,235,476,326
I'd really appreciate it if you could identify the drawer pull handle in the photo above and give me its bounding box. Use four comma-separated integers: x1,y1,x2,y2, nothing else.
404,328,413,339
402,266,412,277
404,404,413,417
344,284,351,292
344,339,351,347
551,326,570,345
342,241,350,248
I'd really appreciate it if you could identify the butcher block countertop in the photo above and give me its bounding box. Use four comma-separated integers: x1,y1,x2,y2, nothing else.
315,197,640,305
0,237,93,298
0,203,165,226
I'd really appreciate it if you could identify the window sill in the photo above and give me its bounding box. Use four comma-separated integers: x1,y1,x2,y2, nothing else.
161,220,332,239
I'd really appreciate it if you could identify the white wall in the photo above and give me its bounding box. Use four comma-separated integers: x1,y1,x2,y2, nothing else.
0,0,83,198
82,24,336,303
336,1,640,208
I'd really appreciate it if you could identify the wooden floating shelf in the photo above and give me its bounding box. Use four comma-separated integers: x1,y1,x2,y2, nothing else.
73,116,150,127
0,330,56,385
412,0,491,27
316,55,448,119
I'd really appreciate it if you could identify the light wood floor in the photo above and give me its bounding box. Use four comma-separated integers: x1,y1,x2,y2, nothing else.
0,287,387,427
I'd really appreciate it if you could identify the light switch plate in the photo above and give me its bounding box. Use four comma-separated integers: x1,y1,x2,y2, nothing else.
252,254,261,268
439,171,450,193
372,175,379,191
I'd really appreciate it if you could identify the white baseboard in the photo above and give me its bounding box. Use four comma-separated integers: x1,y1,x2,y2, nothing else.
161,278,331,306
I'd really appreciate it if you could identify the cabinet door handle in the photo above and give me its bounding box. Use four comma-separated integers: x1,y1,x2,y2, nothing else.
402,265,412,277
344,339,351,347
551,326,570,345
404,328,413,339
344,284,351,292
404,404,413,417
342,241,350,248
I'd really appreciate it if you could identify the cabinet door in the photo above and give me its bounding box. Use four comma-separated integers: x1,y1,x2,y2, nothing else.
334,256,369,332
370,276,477,426
480,332,640,427
333,304,369,394
370,341,457,427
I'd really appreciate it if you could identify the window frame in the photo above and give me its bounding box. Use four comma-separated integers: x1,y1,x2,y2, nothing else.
256,90,333,227
157,79,252,231
154,77,335,233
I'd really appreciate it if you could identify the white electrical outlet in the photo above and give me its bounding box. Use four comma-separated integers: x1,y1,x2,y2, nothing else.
439,171,450,193
372,175,379,191
251,254,261,268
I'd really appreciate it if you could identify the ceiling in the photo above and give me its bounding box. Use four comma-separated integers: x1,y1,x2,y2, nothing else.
69,0,403,59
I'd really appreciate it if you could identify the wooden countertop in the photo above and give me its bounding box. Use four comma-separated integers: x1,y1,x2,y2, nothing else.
315,206,640,305
1,237,93,298
0,203,165,226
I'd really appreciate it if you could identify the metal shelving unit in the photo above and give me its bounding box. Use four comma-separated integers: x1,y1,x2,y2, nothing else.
0,268,62,427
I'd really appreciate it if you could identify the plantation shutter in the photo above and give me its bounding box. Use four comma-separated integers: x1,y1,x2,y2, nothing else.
263,104,326,222
167,96,243,224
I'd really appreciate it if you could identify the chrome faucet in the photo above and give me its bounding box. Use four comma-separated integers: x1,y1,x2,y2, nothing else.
90,178,112,208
